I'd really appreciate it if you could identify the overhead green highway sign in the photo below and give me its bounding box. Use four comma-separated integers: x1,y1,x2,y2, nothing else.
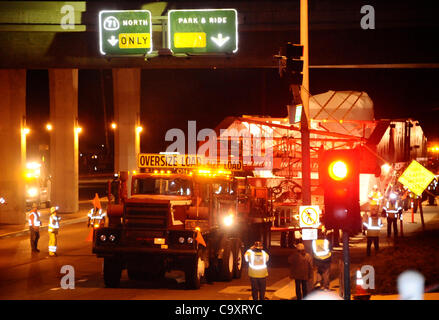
99,10,152,55
168,9,238,54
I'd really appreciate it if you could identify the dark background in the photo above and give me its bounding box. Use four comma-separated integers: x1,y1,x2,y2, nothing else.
23,0,439,169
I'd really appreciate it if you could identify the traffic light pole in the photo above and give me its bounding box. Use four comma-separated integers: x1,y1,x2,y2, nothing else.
343,230,351,300
300,0,311,207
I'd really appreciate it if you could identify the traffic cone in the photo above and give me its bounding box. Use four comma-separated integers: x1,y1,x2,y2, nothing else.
353,269,371,300
85,229,94,242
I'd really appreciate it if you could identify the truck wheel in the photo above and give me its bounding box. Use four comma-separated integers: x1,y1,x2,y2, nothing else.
233,239,243,279
127,265,145,281
103,257,122,288
219,240,234,281
280,232,287,248
185,251,205,289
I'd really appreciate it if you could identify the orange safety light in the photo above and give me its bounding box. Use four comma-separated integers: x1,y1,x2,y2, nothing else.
328,160,348,181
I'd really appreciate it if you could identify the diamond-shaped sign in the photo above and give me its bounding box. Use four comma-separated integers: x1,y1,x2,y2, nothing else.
398,160,435,196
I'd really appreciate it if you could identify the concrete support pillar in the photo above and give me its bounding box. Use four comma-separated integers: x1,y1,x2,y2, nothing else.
49,69,79,213
112,68,141,195
0,70,27,224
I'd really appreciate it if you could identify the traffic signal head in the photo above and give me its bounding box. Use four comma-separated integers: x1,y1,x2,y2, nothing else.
328,160,348,181
285,43,304,85
319,149,361,233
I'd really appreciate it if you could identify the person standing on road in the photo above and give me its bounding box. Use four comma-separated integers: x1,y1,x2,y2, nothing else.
312,238,332,291
48,206,61,257
363,214,383,256
28,204,42,253
288,243,313,300
87,193,106,228
383,189,402,238
368,185,383,217
244,241,269,300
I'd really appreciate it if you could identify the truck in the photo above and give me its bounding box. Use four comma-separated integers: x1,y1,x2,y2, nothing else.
24,161,51,208
92,155,273,289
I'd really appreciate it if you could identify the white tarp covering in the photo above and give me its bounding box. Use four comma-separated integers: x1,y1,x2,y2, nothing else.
309,90,375,138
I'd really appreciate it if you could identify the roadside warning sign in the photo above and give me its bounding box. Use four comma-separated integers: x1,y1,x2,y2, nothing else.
299,205,320,228
398,160,435,196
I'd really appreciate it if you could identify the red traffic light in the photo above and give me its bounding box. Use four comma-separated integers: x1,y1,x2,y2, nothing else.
328,160,348,181
319,149,361,233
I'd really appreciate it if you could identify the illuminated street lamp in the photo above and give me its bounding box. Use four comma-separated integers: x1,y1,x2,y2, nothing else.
136,126,143,133
111,122,117,130
23,127,30,135
46,123,53,131
76,126,82,134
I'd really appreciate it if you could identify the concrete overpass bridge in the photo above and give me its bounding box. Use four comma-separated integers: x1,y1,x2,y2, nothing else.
0,0,437,223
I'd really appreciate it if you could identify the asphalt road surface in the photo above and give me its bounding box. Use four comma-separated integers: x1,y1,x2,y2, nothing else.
0,222,291,300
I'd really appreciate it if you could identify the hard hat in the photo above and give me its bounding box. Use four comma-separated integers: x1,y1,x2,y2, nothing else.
50,206,59,214
296,243,305,251
253,241,263,249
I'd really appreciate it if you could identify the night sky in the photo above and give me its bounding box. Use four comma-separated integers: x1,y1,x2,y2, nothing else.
25,66,439,160
23,0,439,161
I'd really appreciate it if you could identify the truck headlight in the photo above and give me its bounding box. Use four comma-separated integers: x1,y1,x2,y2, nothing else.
27,187,38,197
187,237,193,244
223,214,234,227
109,234,116,242
99,234,107,242
178,237,185,244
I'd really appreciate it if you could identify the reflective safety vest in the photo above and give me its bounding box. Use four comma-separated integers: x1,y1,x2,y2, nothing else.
363,216,383,237
28,210,41,227
312,239,332,261
383,197,403,219
88,208,106,220
88,208,106,227
368,191,383,206
244,249,269,278
48,214,61,233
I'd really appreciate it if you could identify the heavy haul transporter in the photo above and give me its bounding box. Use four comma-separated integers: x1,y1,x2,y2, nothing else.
92,154,272,289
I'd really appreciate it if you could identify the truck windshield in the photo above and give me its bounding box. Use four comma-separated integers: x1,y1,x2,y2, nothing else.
133,178,192,196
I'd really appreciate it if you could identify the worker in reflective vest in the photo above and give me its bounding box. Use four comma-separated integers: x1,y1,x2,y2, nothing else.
363,216,383,256
48,206,61,256
28,204,42,253
383,190,403,238
87,207,106,228
312,238,332,291
88,193,106,228
368,185,383,216
244,241,269,300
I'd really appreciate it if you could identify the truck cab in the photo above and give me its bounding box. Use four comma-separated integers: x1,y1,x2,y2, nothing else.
93,167,244,289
